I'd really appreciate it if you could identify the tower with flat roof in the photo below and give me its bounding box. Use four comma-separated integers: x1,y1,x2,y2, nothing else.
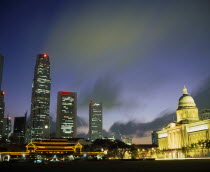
0,55,4,91
56,91,77,138
89,99,103,142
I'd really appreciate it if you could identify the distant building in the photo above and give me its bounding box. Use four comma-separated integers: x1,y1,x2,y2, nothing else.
89,99,103,142
0,91,5,140
0,55,4,91
199,109,210,120
0,55,4,141
121,137,132,145
26,139,82,155
56,91,77,138
151,130,159,146
30,54,51,140
102,136,115,142
13,113,27,144
2,117,12,142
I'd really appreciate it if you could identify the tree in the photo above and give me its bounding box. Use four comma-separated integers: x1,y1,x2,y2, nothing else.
130,145,138,159
88,138,132,159
109,139,130,159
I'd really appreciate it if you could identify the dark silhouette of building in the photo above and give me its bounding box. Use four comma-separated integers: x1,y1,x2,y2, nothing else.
0,55,4,91
13,112,27,144
0,91,5,140
89,99,102,142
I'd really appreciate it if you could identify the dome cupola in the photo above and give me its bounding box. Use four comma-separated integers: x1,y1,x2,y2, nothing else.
178,86,196,108
176,86,199,123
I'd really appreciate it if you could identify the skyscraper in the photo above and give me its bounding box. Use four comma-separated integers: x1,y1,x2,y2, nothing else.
0,91,5,140
56,91,77,138
0,55,4,91
0,55,4,140
2,117,12,142
30,54,51,140
89,99,103,142
13,113,27,144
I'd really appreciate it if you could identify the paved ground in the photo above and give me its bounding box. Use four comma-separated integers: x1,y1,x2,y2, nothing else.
1,159,210,171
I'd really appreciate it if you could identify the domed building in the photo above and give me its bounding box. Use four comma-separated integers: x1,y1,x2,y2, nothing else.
176,86,199,123
156,86,210,159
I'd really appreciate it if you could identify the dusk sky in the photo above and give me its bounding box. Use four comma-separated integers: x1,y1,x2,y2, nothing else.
0,0,210,143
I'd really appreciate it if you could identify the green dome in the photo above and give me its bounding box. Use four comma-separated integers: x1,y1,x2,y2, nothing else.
178,94,196,107
178,86,196,107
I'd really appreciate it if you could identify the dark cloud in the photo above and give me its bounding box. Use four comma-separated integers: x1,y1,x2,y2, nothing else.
109,76,210,139
76,129,112,139
77,116,88,128
193,76,210,110
109,111,176,138
102,129,113,138
79,74,123,109
76,132,88,139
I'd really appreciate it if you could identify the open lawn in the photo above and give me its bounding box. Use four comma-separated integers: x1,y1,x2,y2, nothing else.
1,159,210,171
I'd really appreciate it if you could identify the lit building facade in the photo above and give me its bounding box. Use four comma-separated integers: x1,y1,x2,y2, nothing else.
157,86,210,158
0,55,4,140
151,130,159,146
2,117,12,142
56,91,77,138
30,54,51,140
0,55,4,91
121,137,132,145
26,139,82,154
0,91,5,140
89,99,102,142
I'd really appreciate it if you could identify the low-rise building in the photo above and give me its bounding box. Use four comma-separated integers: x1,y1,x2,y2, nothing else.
156,86,210,158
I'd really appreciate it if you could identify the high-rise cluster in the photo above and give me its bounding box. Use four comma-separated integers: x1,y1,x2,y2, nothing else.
0,53,104,143
0,55,5,140
0,55,12,142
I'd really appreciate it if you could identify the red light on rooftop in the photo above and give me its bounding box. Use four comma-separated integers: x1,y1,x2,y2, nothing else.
43,54,48,58
2,91,5,95
61,91,71,95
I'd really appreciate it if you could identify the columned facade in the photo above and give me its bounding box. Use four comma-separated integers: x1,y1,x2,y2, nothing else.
157,86,210,158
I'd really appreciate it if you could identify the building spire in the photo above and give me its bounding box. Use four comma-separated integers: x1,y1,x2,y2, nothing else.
183,85,188,95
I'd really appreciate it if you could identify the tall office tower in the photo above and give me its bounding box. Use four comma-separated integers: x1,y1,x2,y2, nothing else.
2,117,12,142
0,55,4,140
56,91,77,138
0,55,4,91
151,130,159,145
30,54,51,140
0,91,5,140
13,114,27,144
89,99,103,142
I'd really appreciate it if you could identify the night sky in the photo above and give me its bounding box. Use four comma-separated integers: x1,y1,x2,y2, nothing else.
0,0,210,143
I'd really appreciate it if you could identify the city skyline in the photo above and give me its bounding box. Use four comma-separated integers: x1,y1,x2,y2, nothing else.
0,0,210,144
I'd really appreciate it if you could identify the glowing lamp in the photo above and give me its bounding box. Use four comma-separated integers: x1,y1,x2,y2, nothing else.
43,54,47,58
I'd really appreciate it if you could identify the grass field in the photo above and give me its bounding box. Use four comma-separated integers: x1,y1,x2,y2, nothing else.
1,159,210,171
